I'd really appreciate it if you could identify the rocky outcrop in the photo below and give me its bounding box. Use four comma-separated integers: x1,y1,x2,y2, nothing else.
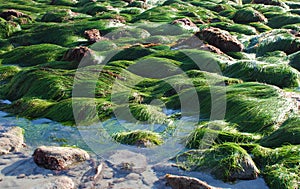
198,27,244,52
0,126,25,155
0,9,30,21
62,46,94,63
172,18,197,27
33,146,90,170
165,174,221,189
84,29,104,43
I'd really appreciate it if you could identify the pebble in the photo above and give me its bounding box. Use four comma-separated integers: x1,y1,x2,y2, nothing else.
17,174,26,179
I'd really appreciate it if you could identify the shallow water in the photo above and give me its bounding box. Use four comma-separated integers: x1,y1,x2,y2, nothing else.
0,107,270,189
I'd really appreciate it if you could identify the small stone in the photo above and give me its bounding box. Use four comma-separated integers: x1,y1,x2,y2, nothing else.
125,173,140,180
17,174,26,179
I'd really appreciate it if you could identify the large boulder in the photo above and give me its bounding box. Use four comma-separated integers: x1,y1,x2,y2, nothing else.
62,46,95,63
0,126,25,155
165,174,221,189
33,146,90,170
84,29,104,43
197,27,244,52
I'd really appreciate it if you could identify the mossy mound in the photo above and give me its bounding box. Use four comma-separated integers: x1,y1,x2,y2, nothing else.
0,65,21,85
1,44,67,66
40,9,88,22
209,22,257,35
114,104,169,125
289,50,300,72
268,13,300,28
167,82,296,133
251,145,300,189
247,29,300,56
175,143,259,181
224,60,300,88
233,7,266,24
186,121,260,149
2,68,73,101
112,130,163,147
260,117,300,148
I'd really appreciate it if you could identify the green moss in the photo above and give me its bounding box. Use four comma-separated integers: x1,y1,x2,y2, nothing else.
233,7,266,24
0,18,21,38
0,65,21,84
0,39,13,52
1,44,67,66
40,10,74,22
289,51,300,72
224,60,300,88
109,46,155,61
175,143,258,181
2,68,73,101
112,130,163,146
246,30,300,55
186,121,260,149
260,117,300,147
132,6,178,22
251,145,300,189
209,22,257,35
248,22,272,33
114,103,169,124
78,2,108,16
268,13,300,28
167,82,296,133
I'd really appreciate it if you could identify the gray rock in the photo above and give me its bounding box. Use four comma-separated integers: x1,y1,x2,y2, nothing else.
33,146,90,170
165,174,222,189
0,127,25,155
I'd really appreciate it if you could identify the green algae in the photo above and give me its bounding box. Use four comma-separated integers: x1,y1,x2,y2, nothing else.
0,18,21,38
224,60,300,88
0,65,20,85
112,130,163,146
1,44,67,66
260,116,300,147
175,142,258,181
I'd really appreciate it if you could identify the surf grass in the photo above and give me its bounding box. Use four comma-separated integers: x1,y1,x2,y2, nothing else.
166,82,296,134
175,142,257,181
112,130,163,146
1,44,67,66
224,60,300,88
260,116,300,148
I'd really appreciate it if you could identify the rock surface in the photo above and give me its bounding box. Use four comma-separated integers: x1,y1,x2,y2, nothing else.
84,29,104,43
33,146,90,170
0,126,25,155
62,46,94,63
0,9,30,20
198,27,244,52
165,174,221,189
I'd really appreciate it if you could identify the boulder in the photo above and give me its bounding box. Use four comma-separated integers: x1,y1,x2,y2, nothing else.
84,29,104,43
198,27,244,52
0,126,25,155
165,174,221,189
33,146,90,170
0,9,30,20
62,46,94,63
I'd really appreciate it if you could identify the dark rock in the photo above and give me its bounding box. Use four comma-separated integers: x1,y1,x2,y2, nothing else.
165,174,221,189
84,29,104,43
62,46,95,63
198,27,244,52
0,127,25,155
33,146,90,170
0,9,30,21
172,18,197,27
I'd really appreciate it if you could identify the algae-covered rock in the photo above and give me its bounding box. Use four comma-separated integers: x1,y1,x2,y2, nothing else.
41,9,78,22
289,50,300,72
0,65,21,84
186,121,259,149
0,18,21,38
224,60,300,88
175,143,260,181
33,146,90,170
112,130,163,147
167,82,296,133
1,44,67,66
209,22,258,35
250,145,300,189
268,13,300,28
233,7,267,24
260,117,300,147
